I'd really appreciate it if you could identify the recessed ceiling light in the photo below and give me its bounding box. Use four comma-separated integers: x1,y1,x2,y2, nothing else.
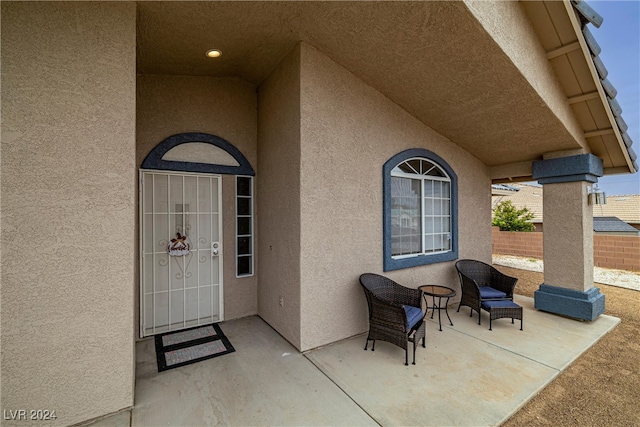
206,49,222,58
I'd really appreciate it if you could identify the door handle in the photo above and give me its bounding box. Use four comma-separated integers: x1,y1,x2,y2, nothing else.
212,242,220,256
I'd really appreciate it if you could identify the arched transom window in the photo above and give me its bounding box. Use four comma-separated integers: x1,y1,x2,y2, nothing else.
383,149,458,271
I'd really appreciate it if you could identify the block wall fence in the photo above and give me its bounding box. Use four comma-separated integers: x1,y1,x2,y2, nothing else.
491,227,640,272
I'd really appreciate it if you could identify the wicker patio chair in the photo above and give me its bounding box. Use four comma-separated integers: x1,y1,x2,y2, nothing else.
455,259,518,325
359,273,426,365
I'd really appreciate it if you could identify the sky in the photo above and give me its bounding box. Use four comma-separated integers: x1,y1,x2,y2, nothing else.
580,1,640,195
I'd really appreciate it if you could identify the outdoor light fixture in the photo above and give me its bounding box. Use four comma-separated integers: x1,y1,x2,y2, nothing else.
588,184,606,205
206,49,222,58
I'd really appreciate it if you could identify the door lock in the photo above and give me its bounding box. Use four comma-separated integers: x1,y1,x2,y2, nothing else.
212,242,220,256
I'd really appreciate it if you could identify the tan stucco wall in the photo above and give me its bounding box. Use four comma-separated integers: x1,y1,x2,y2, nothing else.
1,2,136,425
256,45,303,349
298,43,491,351
543,181,595,291
136,75,258,325
463,0,587,153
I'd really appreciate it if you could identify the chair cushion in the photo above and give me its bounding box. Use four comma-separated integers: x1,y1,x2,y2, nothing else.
481,300,521,310
479,286,507,299
403,305,424,329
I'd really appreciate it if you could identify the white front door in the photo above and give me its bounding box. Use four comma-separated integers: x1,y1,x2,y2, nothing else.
140,170,223,337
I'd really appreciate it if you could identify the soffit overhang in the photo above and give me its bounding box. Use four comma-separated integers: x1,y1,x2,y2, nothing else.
521,0,636,175
137,1,635,174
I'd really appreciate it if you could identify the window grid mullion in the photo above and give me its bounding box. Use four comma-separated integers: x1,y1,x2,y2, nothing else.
421,178,426,256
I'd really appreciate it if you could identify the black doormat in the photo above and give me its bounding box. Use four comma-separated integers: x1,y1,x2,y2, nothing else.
155,323,235,372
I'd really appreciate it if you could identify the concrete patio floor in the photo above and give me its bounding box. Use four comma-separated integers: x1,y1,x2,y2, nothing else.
90,295,619,427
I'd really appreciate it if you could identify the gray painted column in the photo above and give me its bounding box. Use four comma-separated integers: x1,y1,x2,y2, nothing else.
532,154,605,320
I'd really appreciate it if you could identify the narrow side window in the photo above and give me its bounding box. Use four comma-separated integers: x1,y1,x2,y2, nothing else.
236,176,254,277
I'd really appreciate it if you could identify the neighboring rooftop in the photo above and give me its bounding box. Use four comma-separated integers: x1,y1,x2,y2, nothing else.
593,217,640,234
491,184,521,195
593,194,640,224
491,184,640,224
492,184,544,222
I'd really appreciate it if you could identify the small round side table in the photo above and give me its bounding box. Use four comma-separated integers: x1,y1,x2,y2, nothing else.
418,285,457,331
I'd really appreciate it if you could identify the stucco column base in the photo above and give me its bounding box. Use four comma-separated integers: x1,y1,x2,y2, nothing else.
534,284,605,321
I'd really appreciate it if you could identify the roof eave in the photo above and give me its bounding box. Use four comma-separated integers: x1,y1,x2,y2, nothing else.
564,0,637,174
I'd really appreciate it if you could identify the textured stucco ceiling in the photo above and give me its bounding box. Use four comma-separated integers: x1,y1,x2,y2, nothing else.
137,1,583,168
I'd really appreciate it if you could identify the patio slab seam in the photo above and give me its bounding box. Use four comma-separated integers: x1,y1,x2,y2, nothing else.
303,351,382,427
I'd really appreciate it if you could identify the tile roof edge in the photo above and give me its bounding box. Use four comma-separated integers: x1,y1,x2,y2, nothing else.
569,0,637,173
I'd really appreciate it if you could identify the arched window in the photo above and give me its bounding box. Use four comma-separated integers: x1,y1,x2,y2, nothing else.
383,149,458,271
141,132,254,176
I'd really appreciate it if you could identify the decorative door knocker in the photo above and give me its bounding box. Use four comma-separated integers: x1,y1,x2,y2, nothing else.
167,232,191,256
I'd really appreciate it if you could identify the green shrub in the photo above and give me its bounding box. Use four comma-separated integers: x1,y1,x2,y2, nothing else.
492,200,535,232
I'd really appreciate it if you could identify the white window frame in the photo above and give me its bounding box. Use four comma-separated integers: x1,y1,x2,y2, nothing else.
390,159,452,259
235,175,254,277
383,148,458,272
